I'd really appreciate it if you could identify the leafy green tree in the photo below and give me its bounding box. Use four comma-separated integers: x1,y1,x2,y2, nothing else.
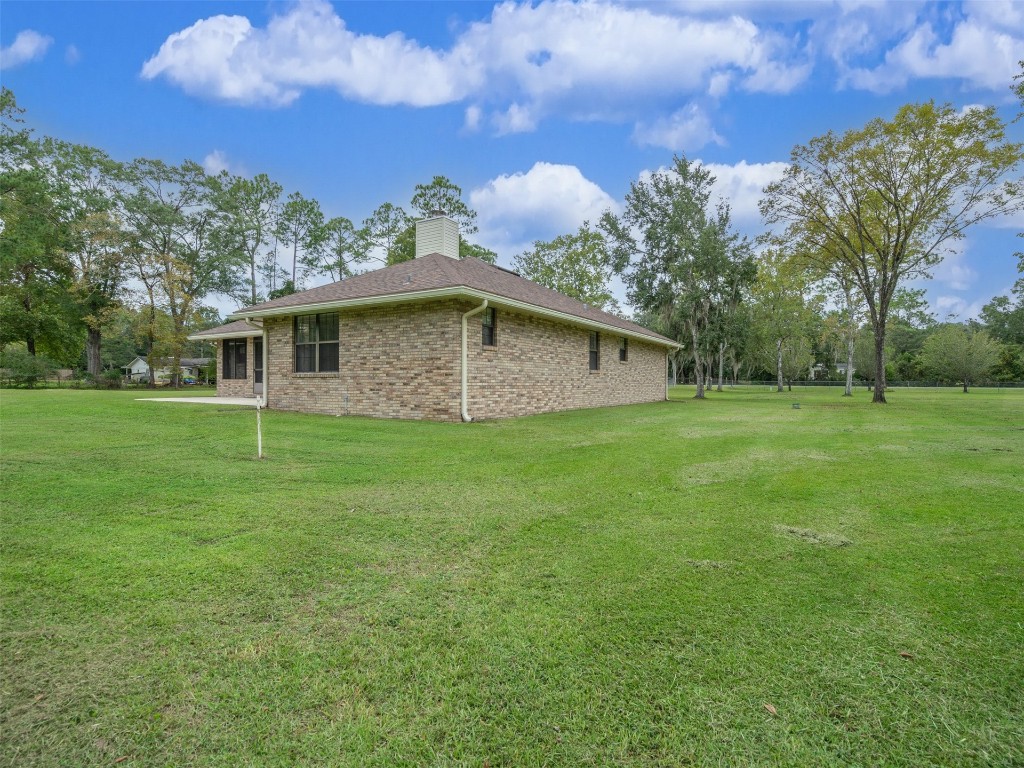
513,222,619,311
410,176,479,235
707,242,756,390
98,305,145,370
46,139,128,376
268,280,296,299
827,271,865,395
751,249,815,392
361,202,411,266
276,191,326,287
305,216,368,281
458,239,497,263
118,159,226,386
980,290,1024,346
919,324,1002,392
0,171,78,361
210,172,282,304
388,178,496,265
990,343,1024,382
761,101,1023,403
885,288,937,381
0,344,58,387
780,333,815,390
0,90,81,363
602,155,750,399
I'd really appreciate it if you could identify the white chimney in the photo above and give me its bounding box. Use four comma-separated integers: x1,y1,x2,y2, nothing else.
415,213,460,259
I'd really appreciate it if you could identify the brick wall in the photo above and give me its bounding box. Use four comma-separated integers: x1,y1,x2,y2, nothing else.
463,302,667,420
264,301,462,420
246,298,667,421
216,337,255,398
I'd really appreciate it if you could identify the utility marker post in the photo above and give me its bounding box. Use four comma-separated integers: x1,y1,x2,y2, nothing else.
256,397,263,459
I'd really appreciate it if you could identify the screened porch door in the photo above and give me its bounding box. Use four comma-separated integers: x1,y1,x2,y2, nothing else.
253,338,264,396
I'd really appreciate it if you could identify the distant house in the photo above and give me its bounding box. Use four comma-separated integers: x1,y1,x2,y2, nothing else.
189,215,679,421
122,356,212,382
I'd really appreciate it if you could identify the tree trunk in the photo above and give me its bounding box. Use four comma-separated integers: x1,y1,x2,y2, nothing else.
717,342,725,392
23,294,36,355
776,338,784,392
963,380,969,393
251,256,258,306
292,241,298,286
692,326,705,399
844,336,854,397
86,327,102,377
872,326,887,403
146,303,157,389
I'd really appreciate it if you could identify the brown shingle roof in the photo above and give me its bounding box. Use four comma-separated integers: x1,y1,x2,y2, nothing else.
188,319,263,339
230,254,677,346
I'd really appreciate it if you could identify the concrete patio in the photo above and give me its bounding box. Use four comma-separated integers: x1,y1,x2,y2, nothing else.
135,397,259,406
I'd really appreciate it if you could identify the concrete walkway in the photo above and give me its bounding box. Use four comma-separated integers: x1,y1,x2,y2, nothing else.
136,397,260,406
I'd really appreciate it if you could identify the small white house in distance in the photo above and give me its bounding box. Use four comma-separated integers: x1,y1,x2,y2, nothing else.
122,356,211,382
123,356,156,382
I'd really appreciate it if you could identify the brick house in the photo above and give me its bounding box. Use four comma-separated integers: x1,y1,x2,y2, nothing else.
189,216,679,421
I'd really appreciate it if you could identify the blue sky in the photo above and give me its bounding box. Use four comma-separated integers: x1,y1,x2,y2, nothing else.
2,0,1022,321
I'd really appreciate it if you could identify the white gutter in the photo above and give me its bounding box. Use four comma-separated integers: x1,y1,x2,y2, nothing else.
461,299,488,422
186,329,263,341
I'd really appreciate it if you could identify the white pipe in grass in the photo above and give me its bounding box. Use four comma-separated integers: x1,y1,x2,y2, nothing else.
256,398,263,459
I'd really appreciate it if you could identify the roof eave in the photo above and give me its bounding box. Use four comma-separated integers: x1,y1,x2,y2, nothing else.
229,287,681,348
186,329,264,341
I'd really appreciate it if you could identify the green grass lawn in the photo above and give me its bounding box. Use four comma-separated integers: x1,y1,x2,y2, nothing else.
1,386,1022,766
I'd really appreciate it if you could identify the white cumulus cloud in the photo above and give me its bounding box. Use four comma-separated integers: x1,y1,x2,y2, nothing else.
470,162,618,255
843,14,1024,93
463,105,483,132
141,1,479,107
633,104,725,152
934,294,985,321
931,246,978,292
635,158,788,228
140,0,809,135
1,29,54,69
702,160,788,225
202,150,232,176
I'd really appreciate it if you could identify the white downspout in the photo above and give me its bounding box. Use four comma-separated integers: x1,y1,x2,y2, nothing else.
461,299,488,422
663,354,671,403
261,326,268,408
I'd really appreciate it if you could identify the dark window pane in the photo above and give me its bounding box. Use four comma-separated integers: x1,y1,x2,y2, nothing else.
295,344,316,372
589,332,600,371
224,339,247,379
234,341,246,376
620,337,628,362
318,312,339,342
482,308,496,346
254,339,263,383
295,315,315,344
319,342,339,373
